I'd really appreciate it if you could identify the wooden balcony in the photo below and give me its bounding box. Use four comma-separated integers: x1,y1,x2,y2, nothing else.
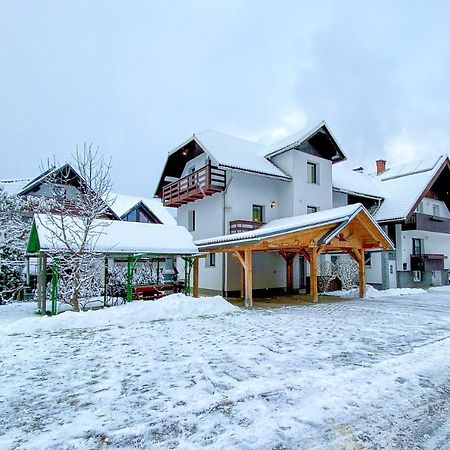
162,164,226,207
404,213,450,234
230,220,265,234
411,254,446,271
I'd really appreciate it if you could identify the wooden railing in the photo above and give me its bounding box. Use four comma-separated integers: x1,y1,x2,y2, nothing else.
162,164,226,207
404,213,450,234
411,253,446,271
229,220,265,234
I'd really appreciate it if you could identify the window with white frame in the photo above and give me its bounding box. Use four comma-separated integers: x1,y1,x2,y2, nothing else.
188,210,196,231
307,161,319,184
205,253,216,267
413,270,422,282
365,252,372,267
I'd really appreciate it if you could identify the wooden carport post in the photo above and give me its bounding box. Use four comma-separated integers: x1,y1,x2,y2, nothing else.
345,248,366,298
234,250,253,307
309,247,319,303
279,251,296,294
193,257,199,298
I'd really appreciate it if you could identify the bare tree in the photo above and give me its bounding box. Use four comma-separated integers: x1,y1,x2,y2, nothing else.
36,144,114,312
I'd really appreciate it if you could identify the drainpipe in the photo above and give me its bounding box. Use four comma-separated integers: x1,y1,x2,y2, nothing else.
222,171,234,296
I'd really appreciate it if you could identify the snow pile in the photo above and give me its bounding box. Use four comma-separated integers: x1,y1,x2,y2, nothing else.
429,285,450,293
325,285,428,299
2,294,239,334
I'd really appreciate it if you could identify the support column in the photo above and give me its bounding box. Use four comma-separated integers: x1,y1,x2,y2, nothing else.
310,247,318,302
358,248,366,298
126,256,133,302
193,257,199,298
41,254,48,314
244,249,253,307
279,252,296,294
240,266,245,299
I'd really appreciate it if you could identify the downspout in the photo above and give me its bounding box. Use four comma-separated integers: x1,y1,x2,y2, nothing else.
222,170,234,296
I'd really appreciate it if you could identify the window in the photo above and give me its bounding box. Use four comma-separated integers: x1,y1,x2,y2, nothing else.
412,238,423,256
188,165,196,174
331,255,338,264
252,205,264,223
188,210,196,231
433,204,440,216
307,206,318,214
307,162,319,184
206,253,216,267
365,252,372,267
413,271,422,282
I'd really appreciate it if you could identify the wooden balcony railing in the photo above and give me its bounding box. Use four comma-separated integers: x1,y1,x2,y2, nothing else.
162,164,226,207
404,213,450,234
230,220,265,234
411,253,446,271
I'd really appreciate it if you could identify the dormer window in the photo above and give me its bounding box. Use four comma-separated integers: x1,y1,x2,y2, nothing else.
307,162,319,184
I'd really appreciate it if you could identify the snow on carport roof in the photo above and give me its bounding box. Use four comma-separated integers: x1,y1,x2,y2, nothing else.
30,214,198,255
196,203,392,249
192,130,291,179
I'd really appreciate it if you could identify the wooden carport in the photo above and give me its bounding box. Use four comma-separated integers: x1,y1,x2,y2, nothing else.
196,204,394,306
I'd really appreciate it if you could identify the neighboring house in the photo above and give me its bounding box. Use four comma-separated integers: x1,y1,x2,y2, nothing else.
155,122,449,295
334,155,450,289
108,193,176,225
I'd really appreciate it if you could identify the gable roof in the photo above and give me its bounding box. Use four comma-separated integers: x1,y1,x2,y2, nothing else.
196,203,393,250
0,178,32,196
28,213,198,256
193,130,290,179
108,193,176,225
374,154,450,223
265,121,347,163
17,163,119,220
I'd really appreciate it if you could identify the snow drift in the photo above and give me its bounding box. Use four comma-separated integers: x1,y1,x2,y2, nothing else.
325,285,428,299
2,294,239,334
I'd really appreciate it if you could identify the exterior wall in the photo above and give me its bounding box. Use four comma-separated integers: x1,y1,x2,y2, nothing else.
332,191,348,208
180,154,210,177
365,251,383,286
417,197,450,218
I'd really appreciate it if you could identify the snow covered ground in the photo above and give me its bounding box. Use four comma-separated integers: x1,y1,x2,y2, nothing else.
1,290,450,449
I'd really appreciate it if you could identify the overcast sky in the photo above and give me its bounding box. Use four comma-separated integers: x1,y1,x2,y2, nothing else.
1,0,450,196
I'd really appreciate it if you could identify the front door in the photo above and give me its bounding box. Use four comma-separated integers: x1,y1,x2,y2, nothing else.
388,261,397,288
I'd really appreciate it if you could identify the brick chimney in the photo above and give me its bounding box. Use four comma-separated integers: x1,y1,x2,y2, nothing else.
376,159,386,175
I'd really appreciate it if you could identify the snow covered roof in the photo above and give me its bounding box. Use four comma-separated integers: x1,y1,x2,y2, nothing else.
0,178,32,196
374,154,449,222
29,214,198,255
190,130,290,179
196,203,393,249
265,121,347,162
332,166,387,199
108,193,176,225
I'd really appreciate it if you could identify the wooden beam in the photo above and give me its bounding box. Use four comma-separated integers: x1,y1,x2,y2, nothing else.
244,249,253,307
357,248,366,298
310,246,318,302
234,250,246,268
193,257,199,298
299,248,311,263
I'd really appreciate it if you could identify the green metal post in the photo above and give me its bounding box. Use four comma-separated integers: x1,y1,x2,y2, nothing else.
127,256,133,302
182,257,193,295
50,258,59,316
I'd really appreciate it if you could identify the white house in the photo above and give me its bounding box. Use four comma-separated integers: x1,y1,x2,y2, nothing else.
156,122,450,296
